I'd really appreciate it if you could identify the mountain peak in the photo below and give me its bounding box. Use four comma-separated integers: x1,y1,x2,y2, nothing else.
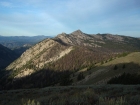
71,29,84,35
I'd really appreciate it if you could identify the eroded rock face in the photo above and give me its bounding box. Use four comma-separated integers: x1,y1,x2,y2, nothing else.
6,39,56,70
14,69,34,79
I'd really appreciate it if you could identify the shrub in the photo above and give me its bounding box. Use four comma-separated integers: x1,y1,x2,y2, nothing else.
21,99,40,105
122,64,126,69
77,73,85,81
114,65,118,70
107,73,140,84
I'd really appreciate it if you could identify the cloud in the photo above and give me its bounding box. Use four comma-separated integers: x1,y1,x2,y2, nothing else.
0,10,71,36
0,1,13,7
0,0,140,36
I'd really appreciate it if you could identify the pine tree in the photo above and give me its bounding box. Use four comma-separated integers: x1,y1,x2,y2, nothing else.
114,65,118,70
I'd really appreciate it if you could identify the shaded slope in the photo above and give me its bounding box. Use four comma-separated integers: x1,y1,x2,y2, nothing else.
0,44,18,69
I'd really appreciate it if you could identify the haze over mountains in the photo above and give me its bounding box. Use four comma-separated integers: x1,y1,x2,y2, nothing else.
0,35,51,70
0,35,52,55
0,30,140,90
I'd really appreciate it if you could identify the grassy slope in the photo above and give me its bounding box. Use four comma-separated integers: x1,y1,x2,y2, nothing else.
76,52,140,85
103,52,140,66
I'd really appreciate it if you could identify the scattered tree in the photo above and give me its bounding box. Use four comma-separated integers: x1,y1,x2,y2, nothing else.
77,73,85,81
114,65,118,70
122,64,126,69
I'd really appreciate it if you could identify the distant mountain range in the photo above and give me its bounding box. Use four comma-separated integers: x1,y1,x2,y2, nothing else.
0,35,52,55
1,30,140,90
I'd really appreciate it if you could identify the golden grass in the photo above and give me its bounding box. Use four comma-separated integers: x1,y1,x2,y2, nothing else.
75,52,140,85
103,52,140,66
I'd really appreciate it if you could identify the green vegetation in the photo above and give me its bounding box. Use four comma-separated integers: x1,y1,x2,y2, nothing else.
0,69,74,90
60,72,73,86
113,65,118,70
122,64,126,69
77,73,85,81
108,73,140,84
118,52,129,57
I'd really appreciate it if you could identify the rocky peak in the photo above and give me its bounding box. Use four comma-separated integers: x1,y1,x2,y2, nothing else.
71,29,84,36
56,32,67,38
55,30,97,46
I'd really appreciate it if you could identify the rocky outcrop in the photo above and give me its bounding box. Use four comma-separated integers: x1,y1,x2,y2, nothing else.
6,38,55,70
55,30,101,47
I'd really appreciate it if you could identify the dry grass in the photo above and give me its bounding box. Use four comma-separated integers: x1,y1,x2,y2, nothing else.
103,52,140,66
0,85,140,105
74,52,140,85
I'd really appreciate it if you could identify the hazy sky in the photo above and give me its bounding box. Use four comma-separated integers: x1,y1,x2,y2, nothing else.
0,0,140,37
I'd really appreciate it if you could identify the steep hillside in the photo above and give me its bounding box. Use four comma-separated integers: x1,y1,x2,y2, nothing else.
75,52,140,85
1,30,140,90
6,38,72,77
0,44,18,70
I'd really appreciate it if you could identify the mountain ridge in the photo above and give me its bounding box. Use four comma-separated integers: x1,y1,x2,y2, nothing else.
1,30,140,90
6,30,140,73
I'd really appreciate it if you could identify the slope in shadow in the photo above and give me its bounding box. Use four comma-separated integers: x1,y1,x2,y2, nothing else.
0,69,73,90
107,62,140,84
79,62,140,85
0,44,18,69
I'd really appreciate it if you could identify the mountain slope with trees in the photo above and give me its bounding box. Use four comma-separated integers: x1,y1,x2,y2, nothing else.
1,30,140,90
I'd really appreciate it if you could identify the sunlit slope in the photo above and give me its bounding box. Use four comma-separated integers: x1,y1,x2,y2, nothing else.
77,52,140,85
103,52,140,66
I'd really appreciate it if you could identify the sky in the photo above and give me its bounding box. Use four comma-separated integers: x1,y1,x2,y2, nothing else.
0,0,140,37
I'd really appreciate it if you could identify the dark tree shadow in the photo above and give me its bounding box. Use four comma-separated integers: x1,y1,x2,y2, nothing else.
0,68,73,90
